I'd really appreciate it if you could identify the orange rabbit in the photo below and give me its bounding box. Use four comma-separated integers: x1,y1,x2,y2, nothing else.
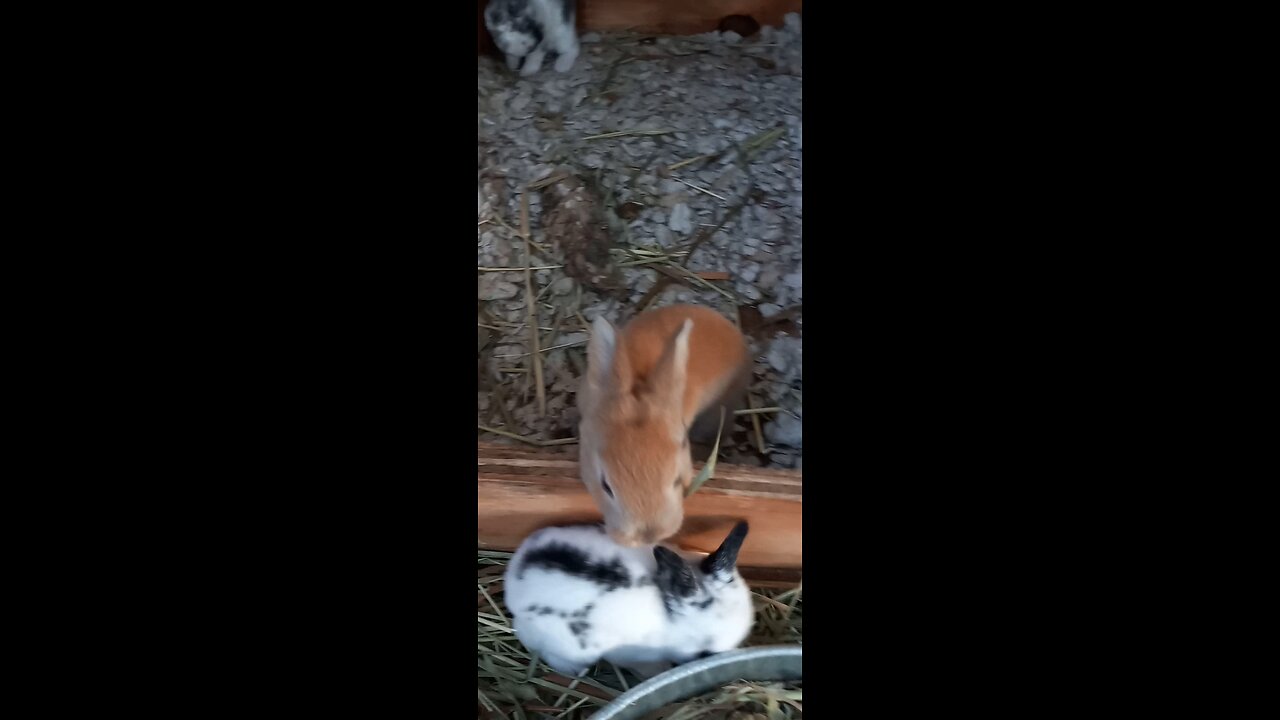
578,304,752,547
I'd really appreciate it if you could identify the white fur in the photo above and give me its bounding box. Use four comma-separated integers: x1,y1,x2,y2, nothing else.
504,524,754,678
485,0,579,76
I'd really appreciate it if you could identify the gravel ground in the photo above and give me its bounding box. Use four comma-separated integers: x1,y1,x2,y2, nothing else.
477,15,802,469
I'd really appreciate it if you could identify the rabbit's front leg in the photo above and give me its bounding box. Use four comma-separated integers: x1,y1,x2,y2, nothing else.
553,39,578,72
520,48,545,76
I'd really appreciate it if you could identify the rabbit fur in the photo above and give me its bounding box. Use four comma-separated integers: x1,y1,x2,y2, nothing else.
578,304,752,547
504,521,754,678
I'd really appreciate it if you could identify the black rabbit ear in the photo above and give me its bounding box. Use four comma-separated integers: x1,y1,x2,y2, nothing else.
654,546,699,603
699,521,749,577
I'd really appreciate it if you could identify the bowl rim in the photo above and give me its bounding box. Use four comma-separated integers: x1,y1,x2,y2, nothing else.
589,644,803,720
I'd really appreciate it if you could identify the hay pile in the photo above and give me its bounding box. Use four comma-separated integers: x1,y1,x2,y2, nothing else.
477,550,802,719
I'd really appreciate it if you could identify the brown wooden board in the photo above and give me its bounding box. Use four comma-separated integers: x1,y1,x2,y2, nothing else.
478,442,802,583
478,0,803,55
579,0,801,35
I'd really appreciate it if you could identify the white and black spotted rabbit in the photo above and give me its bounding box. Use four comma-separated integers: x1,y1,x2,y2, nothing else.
484,0,579,76
504,521,755,678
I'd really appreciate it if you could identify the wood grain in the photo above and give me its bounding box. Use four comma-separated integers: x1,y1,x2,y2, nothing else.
478,0,803,56
579,0,801,35
478,442,801,580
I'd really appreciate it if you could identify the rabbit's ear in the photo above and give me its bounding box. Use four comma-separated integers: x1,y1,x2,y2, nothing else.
587,315,632,393
654,546,699,604
645,319,692,406
699,521,749,578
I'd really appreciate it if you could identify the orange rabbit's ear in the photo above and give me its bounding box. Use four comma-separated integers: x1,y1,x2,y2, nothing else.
587,315,631,392
647,318,692,406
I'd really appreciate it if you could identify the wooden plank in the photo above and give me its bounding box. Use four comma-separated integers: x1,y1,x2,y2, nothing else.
579,0,802,35
479,0,803,56
478,442,802,576
736,566,803,589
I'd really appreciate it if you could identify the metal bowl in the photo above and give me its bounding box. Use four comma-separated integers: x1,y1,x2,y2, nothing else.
589,645,803,720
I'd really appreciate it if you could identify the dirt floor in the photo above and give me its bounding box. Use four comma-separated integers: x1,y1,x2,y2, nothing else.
478,16,802,469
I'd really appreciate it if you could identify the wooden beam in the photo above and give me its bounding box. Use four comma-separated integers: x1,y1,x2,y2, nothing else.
578,0,801,35
478,442,802,583
479,0,803,56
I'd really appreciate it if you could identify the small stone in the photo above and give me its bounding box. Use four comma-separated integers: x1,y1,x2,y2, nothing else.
712,165,741,189
669,203,693,234
783,272,803,290
756,206,781,225
550,277,576,296
766,336,802,374
697,167,720,185
582,153,604,169
584,302,615,321
479,276,520,301
759,303,782,318
557,331,589,347
764,414,803,448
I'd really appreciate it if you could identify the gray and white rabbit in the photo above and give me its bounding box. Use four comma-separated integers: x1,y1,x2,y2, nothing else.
484,0,580,76
504,521,755,678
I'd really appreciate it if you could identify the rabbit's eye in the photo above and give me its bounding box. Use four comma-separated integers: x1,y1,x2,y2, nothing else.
601,476,614,498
